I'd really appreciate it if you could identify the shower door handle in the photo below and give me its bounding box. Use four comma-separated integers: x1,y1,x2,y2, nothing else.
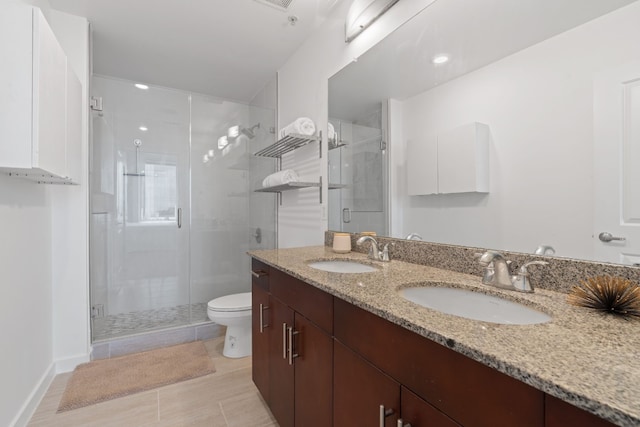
177,208,182,229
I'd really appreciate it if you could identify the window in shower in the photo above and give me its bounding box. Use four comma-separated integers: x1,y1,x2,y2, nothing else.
142,162,177,223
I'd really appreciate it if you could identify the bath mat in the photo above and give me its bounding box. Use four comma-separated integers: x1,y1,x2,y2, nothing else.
57,341,215,412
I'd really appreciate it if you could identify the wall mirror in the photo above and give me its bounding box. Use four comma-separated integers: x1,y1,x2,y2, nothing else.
328,0,640,265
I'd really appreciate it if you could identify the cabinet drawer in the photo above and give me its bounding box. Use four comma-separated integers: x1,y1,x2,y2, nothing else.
251,258,270,292
401,386,460,427
545,395,617,427
334,298,544,427
270,267,333,334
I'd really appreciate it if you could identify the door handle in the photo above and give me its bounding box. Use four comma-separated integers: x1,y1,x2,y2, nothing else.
287,326,299,365
598,232,626,242
177,207,182,229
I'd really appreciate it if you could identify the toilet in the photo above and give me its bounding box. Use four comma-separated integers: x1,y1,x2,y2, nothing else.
207,292,252,358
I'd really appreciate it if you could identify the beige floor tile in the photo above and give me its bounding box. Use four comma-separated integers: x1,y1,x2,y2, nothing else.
220,389,277,427
27,338,275,427
29,389,159,427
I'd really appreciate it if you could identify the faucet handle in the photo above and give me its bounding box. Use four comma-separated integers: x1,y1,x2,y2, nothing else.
381,242,395,262
518,260,549,273
513,261,549,292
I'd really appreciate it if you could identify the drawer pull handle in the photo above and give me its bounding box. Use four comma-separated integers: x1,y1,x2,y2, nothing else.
397,419,411,427
379,405,394,427
252,270,267,279
259,304,269,333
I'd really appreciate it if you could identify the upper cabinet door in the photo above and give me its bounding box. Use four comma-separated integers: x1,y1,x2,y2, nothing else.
0,4,80,183
0,2,33,168
32,8,68,178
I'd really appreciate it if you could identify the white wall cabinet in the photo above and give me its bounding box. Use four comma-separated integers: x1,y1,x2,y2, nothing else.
0,4,81,184
407,122,490,195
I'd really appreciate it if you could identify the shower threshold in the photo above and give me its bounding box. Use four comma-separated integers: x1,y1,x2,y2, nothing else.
92,302,209,342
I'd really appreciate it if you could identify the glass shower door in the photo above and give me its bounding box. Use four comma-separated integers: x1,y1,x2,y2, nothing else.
90,76,191,341
328,120,387,235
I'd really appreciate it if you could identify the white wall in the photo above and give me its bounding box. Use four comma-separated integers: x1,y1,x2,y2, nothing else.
0,2,89,426
277,0,436,247
49,8,91,373
397,2,640,259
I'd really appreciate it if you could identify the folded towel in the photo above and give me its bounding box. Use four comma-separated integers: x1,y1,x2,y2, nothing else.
279,117,316,139
262,170,300,188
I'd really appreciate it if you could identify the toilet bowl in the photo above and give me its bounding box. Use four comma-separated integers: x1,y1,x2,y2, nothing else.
207,292,252,358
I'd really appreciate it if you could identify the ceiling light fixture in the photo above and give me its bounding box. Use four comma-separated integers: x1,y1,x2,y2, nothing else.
432,55,450,64
218,136,228,150
134,83,149,90
345,0,400,43
139,126,148,131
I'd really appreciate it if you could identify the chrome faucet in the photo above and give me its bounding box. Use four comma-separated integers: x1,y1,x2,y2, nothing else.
356,235,391,262
405,233,423,241
477,250,548,293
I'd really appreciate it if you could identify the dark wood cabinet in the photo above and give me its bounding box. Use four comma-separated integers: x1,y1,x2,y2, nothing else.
268,297,295,427
334,297,544,427
251,257,621,427
334,340,400,427
251,259,270,404
546,395,618,427
400,387,461,427
294,313,333,426
251,260,333,427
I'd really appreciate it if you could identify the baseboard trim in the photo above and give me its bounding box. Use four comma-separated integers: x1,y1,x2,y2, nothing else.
55,353,90,373
10,362,56,427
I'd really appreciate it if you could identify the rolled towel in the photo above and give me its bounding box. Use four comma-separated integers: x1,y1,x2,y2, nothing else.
279,117,316,139
262,169,300,188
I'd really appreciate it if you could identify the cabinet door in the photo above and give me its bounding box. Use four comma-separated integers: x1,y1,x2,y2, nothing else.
334,340,400,427
33,8,67,177
545,395,617,427
0,2,33,168
252,282,270,404
401,387,461,427
268,297,295,427
294,313,332,427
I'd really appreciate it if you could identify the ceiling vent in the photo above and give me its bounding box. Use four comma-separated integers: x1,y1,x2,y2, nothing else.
253,0,294,11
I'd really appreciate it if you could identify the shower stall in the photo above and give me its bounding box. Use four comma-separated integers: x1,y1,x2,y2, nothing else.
89,76,277,342
328,115,388,236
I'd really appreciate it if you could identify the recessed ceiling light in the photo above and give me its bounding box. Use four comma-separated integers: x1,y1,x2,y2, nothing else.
218,136,228,150
432,55,450,64
135,83,149,90
139,126,148,131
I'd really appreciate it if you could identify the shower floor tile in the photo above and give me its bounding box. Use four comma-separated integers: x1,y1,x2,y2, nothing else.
92,302,209,341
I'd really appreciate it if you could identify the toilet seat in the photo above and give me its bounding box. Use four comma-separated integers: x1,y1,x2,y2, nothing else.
207,292,251,312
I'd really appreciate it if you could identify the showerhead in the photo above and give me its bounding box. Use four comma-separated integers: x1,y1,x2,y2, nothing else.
240,123,260,139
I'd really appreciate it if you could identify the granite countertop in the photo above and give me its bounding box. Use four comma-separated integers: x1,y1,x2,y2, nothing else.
249,246,640,427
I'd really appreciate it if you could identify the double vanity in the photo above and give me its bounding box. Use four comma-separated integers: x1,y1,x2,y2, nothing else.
249,239,639,427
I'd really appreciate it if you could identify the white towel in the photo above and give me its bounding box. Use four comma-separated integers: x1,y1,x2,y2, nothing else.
262,170,300,188
279,117,316,139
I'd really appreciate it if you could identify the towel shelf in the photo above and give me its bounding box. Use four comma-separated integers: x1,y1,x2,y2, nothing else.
254,133,320,158
255,176,323,205
255,182,320,193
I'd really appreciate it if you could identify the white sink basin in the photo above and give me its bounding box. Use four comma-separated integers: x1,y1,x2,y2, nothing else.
308,260,377,273
399,286,551,325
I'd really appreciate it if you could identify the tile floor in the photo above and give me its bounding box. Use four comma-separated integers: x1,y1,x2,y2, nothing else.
28,337,278,426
